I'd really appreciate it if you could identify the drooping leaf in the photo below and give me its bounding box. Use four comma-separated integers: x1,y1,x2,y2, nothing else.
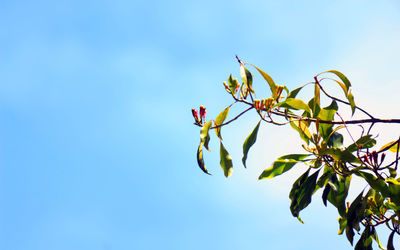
290,169,320,219
252,65,277,98
387,230,395,250
278,98,311,113
326,70,351,91
259,160,298,179
200,121,212,151
220,142,233,178
197,143,210,175
327,174,351,217
347,135,376,152
322,183,331,207
345,191,365,245
240,65,254,93
214,107,230,139
315,167,333,193
242,121,261,168
347,90,356,115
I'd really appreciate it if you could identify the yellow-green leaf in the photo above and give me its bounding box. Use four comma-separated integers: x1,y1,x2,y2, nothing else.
326,70,351,90
228,74,239,95
242,121,261,168
214,107,230,140
379,140,399,153
200,121,212,151
278,98,311,114
347,90,356,116
220,142,233,177
240,65,254,93
197,144,210,175
259,159,298,179
252,65,277,98
290,120,311,144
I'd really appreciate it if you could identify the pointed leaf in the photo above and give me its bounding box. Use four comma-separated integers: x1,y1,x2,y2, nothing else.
220,142,233,177
347,135,376,152
379,140,399,153
252,65,277,98
214,107,230,140
326,70,351,90
278,154,310,161
278,98,311,113
240,65,254,93
347,90,356,115
242,121,261,168
200,121,212,151
288,86,303,99
259,159,298,179
197,144,210,175
290,169,320,219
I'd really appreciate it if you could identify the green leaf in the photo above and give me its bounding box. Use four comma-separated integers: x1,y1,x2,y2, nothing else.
347,135,376,152
259,154,310,179
315,167,333,193
240,65,254,93
308,97,321,118
228,74,239,95
259,160,298,179
327,175,351,217
278,154,310,161
387,230,395,250
197,144,210,175
290,169,320,219
200,121,212,151
354,171,389,197
318,100,338,140
242,121,261,168
252,65,277,98
290,120,311,144
326,70,351,91
288,86,303,99
354,226,373,250
347,90,356,115
320,148,361,163
278,98,311,113
214,107,230,140
220,142,233,178
345,191,365,245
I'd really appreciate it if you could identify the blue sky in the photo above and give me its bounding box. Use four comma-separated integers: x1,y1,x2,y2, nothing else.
1,0,400,249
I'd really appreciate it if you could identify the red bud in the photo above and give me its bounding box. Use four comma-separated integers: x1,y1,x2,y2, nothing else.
199,105,206,119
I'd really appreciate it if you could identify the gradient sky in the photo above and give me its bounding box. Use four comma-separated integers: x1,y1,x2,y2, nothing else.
1,1,400,249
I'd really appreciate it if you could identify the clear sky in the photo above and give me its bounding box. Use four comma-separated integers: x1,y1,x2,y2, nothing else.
1,0,400,249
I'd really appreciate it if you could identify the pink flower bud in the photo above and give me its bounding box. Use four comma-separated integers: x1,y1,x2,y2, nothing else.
199,105,206,119
192,108,199,120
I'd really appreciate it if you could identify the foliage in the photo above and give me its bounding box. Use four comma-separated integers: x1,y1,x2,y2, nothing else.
191,57,400,249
